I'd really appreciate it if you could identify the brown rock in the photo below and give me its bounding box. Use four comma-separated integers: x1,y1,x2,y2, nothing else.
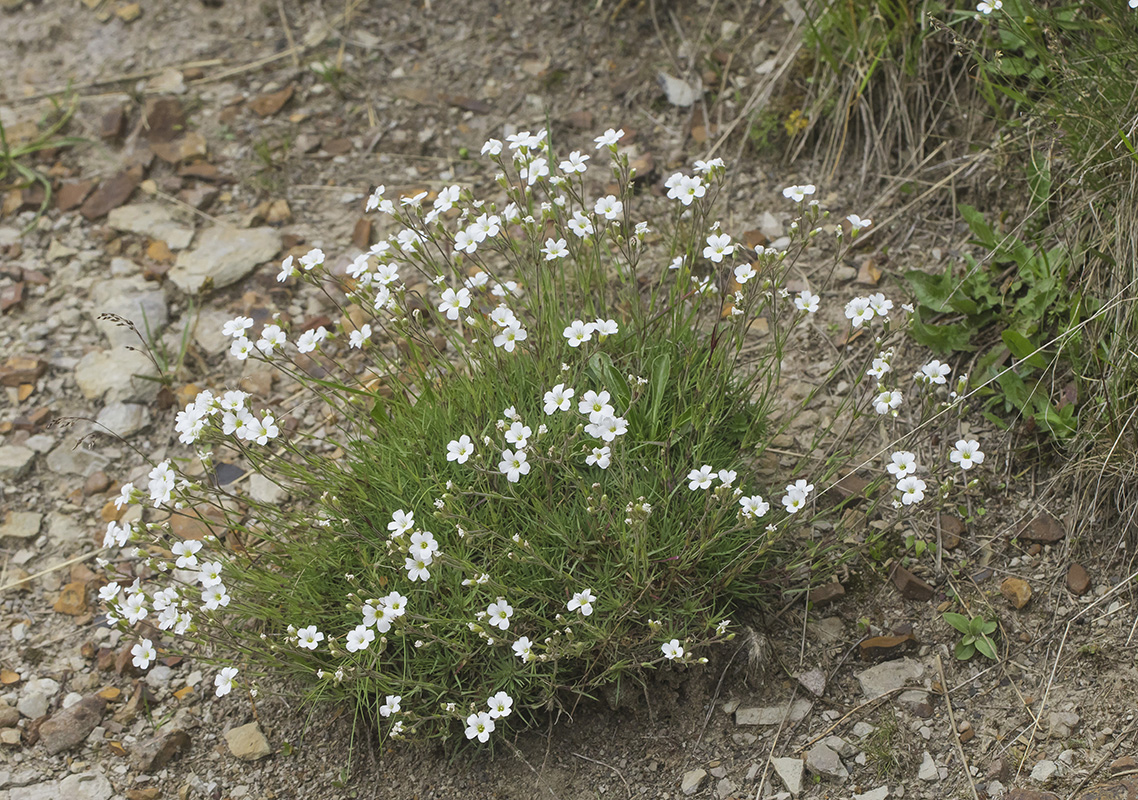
1066,564,1091,596
352,217,373,250
1019,511,1065,543
100,107,127,141
225,721,272,760
1006,791,1060,800
38,695,106,754
142,97,185,143
249,85,294,117
116,2,141,22
132,728,191,772
101,500,126,523
96,686,121,701
81,166,143,219
152,132,207,164
53,581,89,616
323,137,353,156
0,705,19,727
1001,576,1032,609
264,198,291,224
113,681,156,724
959,727,975,743
1111,756,1137,776
84,471,111,495
170,505,227,540
809,582,845,608
177,161,233,183
126,789,163,800
830,474,871,502
1072,779,1138,800
57,180,95,211
939,513,965,550
1,727,21,747
891,564,935,601
859,634,919,662
96,647,116,672
0,282,24,313
0,356,47,386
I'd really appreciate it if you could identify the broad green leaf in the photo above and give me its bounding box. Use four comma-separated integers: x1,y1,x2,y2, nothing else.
959,204,996,248
955,640,976,660
975,635,998,660
908,314,976,354
943,612,972,635
1001,330,1047,370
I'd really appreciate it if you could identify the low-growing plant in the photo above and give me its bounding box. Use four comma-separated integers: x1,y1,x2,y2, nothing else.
95,129,991,753
0,95,85,231
943,610,998,660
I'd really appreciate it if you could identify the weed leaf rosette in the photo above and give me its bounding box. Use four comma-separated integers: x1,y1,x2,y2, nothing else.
98,128,981,746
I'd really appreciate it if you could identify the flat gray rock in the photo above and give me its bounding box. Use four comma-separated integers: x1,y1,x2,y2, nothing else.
107,203,195,250
91,277,169,348
772,757,804,795
856,657,924,698
74,348,158,403
806,741,849,781
1,511,42,540
96,402,151,438
735,698,812,726
170,225,281,293
0,445,36,481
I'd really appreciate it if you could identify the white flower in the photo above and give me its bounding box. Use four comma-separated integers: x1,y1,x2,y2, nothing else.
345,624,376,653
886,451,917,479
543,383,575,414
498,449,530,482
593,318,618,339
481,138,503,156
734,263,756,284
586,445,611,469
172,539,203,569
438,287,472,321
694,158,725,174
897,476,927,505
594,195,623,220
123,592,148,624
512,636,534,662
214,666,238,697
454,228,478,255
299,248,325,271
349,324,372,349
717,469,737,486
782,184,816,202
739,495,769,519
276,255,296,282
230,336,254,360
661,639,684,660
147,460,175,507
559,150,589,173
873,388,903,415
365,185,386,211
489,305,518,329
410,531,439,560
676,175,706,206
795,290,820,313
976,0,1002,13
222,316,254,338
487,691,513,719
867,354,892,380
296,625,325,650
687,465,715,490
567,588,596,616
950,439,984,470
504,421,532,449
564,319,595,347
201,583,231,610
916,360,952,385
844,297,876,328
296,326,328,354
405,554,432,582
388,509,414,537
703,233,735,263
781,488,808,514
568,211,594,238
493,323,528,352
579,389,614,421
487,599,514,630
379,695,402,717
593,128,624,149
447,435,474,464
592,415,628,442
543,237,569,260
465,711,495,743
470,213,501,241
847,214,872,232
868,293,893,317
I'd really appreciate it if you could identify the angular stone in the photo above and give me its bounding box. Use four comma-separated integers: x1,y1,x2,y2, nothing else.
859,634,918,662
855,788,890,800
80,166,143,220
92,277,169,347
57,180,95,211
1109,756,1137,776
95,402,151,438
891,564,935,601
53,581,89,616
107,204,194,250
796,668,826,697
74,348,159,403
1049,710,1080,739
0,446,36,481
809,582,845,608
772,757,803,796
142,97,185,143
132,728,191,772
59,772,114,800
1,511,41,540
225,721,271,760
10,780,61,800
0,704,19,727
681,768,707,796
1073,779,1138,800
169,226,281,293
735,698,812,726
918,751,939,781
1020,511,1065,543
1067,564,1091,596
152,132,207,165
805,741,849,781
1032,760,1059,782
249,85,294,117
1001,577,1032,609
939,513,965,550
856,658,924,699
1006,790,1061,800
247,473,288,505
38,695,105,754
45,442,111,478
0,356,47,387
898,690,934,718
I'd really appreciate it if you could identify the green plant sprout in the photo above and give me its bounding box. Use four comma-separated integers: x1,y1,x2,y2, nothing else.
943,611,998,660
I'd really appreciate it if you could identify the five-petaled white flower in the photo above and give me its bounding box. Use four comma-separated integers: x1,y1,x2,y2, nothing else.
847,214,872,232
296,625,325,650
438,287,472,321
388,509,414,537
172,539,202,569
559,150,590,173
349,324,372,349
487,599,514,630
593,128,624,149
544,383,575,414
739,495,769,519
493,323,528,352
873,388,903,415
405,554,432,582
487,691,514,718
567,588,596,616
687,465,716,490
379,695,402,717
594,195,623,220
543,237,569,260
276,255,296,282
447,435,474,464
661,639,684,660
886,451,917,479
795,290,820,313
504,421,532,449
131,638,157,670
498,449,530,482
214,666,238,697
564,319,595,347
579,389,613,420
222,316,253,338
568,211,595,238
868,293,893,317
897,476,927,505
593,318,618,339
346,624,376,653
734,263,756,284
976,0,1002,13
410,531,439,559
782,184,816,202
230,337,254,361
586,445,611,469
465,711,496,743
916,360,952,385
950,439,984,470
513,636,534,662
703,233,735,263
844,297,876,328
